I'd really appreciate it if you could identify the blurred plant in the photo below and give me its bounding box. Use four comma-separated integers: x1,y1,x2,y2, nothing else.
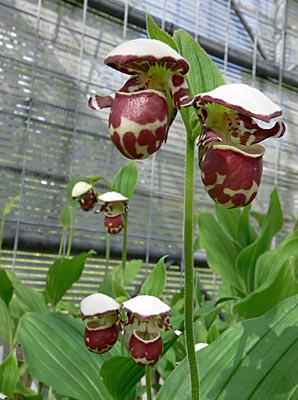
0,196,20,262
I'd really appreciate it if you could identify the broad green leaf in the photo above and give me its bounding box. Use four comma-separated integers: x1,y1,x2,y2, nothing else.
2,196,20,218
198,213,245,293
0,349,18,397
236,205,257,247
100,356,144,400
60,205,70,228
173,30,224,138
156,294,298,400
47,387,57,400
113,259,143,286
140,256,167,297
236,188,283,292
146,14,179,51
46,251,95,305
111,161,138,199
0,297,14,345
6,272,48,313
215,204,240,242
233,258,298,318
173,29,225,96
16,312,113,400
112,277,130,300
254,231,298,289
0,268,13,305
84,174,110,187
98,270,114,297
123,259,143,285
15,381,44,399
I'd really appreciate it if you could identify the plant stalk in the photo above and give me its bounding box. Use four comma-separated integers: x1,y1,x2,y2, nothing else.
145,365,153,400
0,214,5,262
121,212,128,286
66,207,76,257
184,133,200,399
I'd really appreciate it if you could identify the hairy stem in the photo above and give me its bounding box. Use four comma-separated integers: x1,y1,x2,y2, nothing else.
145,365,153,400
66,207,76,257
184,133,200,399
121,213,128,286
58,226,67,257
0,215,5,262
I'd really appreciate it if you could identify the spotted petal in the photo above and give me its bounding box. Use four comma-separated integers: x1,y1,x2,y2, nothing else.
228,112,285,145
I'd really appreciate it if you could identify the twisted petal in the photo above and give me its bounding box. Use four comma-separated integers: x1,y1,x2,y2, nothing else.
229,113,286,146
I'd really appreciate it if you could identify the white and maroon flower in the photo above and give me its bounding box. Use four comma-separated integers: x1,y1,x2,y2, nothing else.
89,38,190,159
122,295,171,366
184,84,286,208
80,293,121,354
98,191,128,234
72,181,98,211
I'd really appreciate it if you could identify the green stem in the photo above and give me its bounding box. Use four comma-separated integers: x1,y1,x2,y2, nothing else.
121,213,128,286
58,226,67,257
66,207,77,257
105,232,110,275
0,214,5,262
184,133,200,399
145,365,153,400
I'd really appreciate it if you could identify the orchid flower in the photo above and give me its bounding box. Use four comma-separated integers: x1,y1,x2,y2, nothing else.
98,191,128,234
122,295,171,366
89,39,190,159
80,293,121,354
184,84,286,208
72,181,98,211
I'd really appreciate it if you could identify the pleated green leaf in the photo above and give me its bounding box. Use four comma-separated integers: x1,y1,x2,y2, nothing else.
173,29,225,96
234,258,298,319
197,212,245,294
111,160,138,199
0,349,18,397
156,295,298,400
100,356,144,400
6,272,48,314
236,188,283,292
0,268,13,305
146,14,179,51
16,312,112,400
140,255,167,297
0,297,13,345
46,251,94,305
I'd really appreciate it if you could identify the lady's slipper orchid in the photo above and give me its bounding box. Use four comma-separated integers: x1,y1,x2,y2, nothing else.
98,191,128,234
122,295,171,366
80,293,121,354
184,84,286,208
72,181,98,211
89,38,190,159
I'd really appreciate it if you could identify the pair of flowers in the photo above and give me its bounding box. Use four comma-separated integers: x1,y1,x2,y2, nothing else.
72,182,128,234
89,38,285,208
80,293,171,366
